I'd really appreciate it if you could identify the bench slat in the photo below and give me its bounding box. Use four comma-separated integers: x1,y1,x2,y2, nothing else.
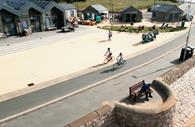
129,80,144,101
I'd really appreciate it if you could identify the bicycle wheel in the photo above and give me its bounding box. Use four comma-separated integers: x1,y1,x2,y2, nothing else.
110,56,115,62
122,60,126,67
113,63,119,69
104,58,109,64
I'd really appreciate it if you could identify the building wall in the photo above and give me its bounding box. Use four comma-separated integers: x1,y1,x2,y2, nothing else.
65,9,77,19
83,6,99,20
18,15,30,34
28,8,43,32
152,11,165,22
152,11,182,22
0,15,3,33
0,10,19,35
42,12,48,30
120,12,142,22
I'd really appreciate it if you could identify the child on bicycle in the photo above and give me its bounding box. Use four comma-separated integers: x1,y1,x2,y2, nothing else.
104,48,113,61
116,52,124,65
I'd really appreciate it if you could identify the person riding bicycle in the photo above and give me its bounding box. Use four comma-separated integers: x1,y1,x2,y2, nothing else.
104,48,113,61
116,52,124,65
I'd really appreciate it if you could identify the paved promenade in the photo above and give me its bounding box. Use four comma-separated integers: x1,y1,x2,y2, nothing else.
0,24,189,97
171,67,195,127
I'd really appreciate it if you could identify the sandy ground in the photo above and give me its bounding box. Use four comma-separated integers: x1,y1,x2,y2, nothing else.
0,21,190,97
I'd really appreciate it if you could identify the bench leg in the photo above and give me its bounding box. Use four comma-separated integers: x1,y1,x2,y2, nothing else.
134,95,136,101
129,92,131,98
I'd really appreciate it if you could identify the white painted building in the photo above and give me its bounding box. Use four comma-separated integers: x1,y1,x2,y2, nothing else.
58,3,77,20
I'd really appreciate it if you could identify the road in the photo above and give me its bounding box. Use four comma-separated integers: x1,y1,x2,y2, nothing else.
0,24,195,127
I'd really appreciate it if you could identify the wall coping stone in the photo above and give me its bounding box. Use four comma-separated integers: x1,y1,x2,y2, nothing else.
65,104,114,127
161,56,195,85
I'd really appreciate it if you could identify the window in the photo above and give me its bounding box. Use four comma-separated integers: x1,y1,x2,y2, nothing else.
153,12,156,17
71,10,74,17
174,13,178,19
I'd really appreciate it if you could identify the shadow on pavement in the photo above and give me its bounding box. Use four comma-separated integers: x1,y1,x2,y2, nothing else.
132,41,142,46
170,58,182,65
100,67,116,74
98,39,109,43
133,65,175,78
120,96,146,105
91,63,106,68
56,31,71,33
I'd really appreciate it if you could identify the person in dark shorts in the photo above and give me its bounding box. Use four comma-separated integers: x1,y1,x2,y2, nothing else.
141,80,153,101
108,29,112,41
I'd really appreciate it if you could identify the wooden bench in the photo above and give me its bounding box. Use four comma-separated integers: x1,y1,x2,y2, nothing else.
47,27,57,31
129,80,144,101
0,32,7,39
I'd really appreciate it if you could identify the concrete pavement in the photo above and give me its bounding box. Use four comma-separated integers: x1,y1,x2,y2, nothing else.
0,22,189,98
0,29,193,127
0,23,195,126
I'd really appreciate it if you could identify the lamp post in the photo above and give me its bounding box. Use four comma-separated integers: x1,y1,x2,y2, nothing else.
76,0,78,17
109,0,112,29
182,0,193,61
109,0,113,30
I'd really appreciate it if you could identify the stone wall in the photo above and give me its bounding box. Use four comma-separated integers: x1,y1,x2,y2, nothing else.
64,105,115,127
115,103,175,127
63,55,195,127
64,79,176,127
114,79,176,127
161,56,195,85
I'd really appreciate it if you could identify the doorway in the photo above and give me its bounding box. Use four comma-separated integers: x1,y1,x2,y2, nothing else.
29,8,42,32
0,10,17,35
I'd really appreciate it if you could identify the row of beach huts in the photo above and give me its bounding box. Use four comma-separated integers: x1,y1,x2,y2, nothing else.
0,0,185,36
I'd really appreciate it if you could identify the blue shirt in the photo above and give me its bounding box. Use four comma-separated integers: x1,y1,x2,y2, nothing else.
141,84,149,92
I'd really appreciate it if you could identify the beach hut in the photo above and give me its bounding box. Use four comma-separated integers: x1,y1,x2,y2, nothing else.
152,4,183,22
120,6,142,22
82,4,108,20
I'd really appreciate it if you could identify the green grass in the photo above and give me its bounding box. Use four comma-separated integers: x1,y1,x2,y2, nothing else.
74,0,179,12
100,25,187,33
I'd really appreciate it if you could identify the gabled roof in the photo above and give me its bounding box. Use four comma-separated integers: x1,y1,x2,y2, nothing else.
32,1,52,9
0,0,43,15
91,4,108,13
121,6,141,13
0,0,64,16
5,0,28,10
32,0,63,12
58,3,76,10
153,4,183,13
0,1,20,16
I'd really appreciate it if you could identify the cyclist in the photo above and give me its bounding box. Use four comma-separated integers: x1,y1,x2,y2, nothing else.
116,52,124,65
104,48,113,61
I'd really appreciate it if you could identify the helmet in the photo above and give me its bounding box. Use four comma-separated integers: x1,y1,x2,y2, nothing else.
119,52,122,56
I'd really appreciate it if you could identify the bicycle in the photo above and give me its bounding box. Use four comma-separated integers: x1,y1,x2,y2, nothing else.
113,59,126,69
104,55,114,64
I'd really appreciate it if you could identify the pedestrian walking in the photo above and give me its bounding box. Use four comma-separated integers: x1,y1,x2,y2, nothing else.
108,29,112,41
